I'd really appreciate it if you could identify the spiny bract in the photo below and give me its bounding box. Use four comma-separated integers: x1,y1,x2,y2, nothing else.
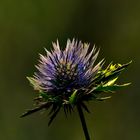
21,39,131,125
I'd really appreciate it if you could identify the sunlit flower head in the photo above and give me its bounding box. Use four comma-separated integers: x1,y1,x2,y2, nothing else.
33,39,103,97
21,39,131,126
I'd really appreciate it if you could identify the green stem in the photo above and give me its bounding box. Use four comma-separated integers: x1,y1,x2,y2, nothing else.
77,104,90,140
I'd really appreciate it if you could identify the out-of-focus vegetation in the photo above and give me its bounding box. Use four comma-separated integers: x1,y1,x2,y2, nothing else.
0,0,139,140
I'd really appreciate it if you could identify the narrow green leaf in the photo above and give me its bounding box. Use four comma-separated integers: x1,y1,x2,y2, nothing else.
96,61,132,84
96,96,111,101
40,92,50,100
104,77,118,86
95,83,131,92
69,90,78,104
27,77,41,91
20,102,52,118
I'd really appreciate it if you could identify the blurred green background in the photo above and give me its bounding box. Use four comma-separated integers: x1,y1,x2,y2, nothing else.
0,0,139,140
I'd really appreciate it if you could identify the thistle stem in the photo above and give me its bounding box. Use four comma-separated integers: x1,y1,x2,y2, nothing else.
77,104,90,140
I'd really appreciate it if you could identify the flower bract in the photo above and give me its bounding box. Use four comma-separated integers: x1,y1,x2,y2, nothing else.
21,39,131,125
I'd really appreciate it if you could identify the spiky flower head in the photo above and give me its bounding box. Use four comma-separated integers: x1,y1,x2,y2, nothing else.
21,39,131,125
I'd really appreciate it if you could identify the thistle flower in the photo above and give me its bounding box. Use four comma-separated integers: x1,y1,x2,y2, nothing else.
21,39,131,140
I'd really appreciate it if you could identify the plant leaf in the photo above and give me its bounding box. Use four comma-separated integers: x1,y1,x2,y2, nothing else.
104,78,118,86
20,102,52,118
69,90,78,104
95,83,131,92
92,61,132,85
96,96,111,101
40,92,50,100
27,77,41,91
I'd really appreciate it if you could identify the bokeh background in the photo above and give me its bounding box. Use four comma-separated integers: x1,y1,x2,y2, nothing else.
0,0,139,140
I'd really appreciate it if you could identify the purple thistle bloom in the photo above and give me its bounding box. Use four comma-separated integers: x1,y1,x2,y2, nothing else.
34,39,103,97
21,39,131,128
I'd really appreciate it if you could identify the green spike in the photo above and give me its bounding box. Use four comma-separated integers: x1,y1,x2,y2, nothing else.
69,90,78,104
27,77,41,91
104,77,118,86
96,96,111,101
95,83,131,92
40,92,50,100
